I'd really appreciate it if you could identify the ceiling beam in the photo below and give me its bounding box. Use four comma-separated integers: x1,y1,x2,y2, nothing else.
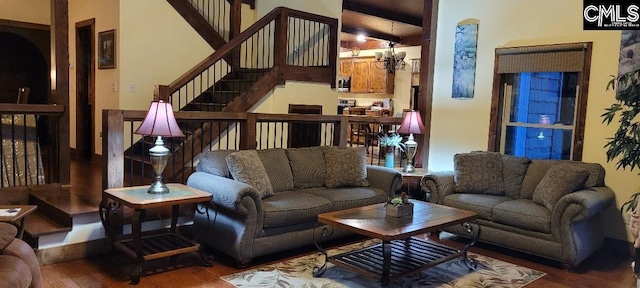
343,0,422,27
342,25,401,44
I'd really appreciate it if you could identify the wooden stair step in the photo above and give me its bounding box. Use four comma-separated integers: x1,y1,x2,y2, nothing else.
23,210,72,238
29,185,97,217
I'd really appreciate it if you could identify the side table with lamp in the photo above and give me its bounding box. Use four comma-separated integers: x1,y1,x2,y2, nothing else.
396,110,428,200
100,100,212,284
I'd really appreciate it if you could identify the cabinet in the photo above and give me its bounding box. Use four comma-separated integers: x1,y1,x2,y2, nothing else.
339,57,394,94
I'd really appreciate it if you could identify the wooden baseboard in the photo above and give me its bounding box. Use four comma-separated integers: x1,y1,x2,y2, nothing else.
35,237,111,265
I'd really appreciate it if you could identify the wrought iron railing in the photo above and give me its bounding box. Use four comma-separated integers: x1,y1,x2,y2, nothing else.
0,104,65,187
104,110,402,190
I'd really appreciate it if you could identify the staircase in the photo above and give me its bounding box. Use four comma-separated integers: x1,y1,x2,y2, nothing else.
125,1,338,183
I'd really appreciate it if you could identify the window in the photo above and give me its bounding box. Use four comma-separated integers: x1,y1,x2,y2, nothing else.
488,43,592,160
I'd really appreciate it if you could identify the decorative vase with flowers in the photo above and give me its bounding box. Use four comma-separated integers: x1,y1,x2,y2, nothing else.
378,133,405,168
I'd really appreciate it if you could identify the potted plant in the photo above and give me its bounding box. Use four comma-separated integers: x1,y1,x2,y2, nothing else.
602,67,640,277
386,192,413,217
378,133,406,168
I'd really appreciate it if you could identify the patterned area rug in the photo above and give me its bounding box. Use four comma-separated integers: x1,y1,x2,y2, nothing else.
222,239,546,288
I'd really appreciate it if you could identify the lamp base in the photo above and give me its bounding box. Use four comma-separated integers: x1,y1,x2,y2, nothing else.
403,163,416,173
148,180,169,194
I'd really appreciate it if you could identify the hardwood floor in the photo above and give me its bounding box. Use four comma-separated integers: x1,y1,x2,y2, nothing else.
44,158,636,288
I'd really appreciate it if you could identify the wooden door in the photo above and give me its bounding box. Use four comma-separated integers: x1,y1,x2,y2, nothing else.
339,59,353,77
350,60,369,93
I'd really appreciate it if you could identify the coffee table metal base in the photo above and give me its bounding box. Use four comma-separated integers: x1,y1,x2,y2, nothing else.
314,224,480,286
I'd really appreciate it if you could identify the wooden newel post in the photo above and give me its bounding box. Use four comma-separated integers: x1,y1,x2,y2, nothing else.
156,85,170,102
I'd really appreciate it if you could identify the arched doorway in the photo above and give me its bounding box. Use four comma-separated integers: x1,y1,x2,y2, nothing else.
0,32,49,104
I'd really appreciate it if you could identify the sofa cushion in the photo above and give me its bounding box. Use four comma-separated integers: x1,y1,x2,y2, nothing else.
257,149,295,193
323,146,369,188
520,160,557,199
226,150,274,199
453,152,505,195
0,223,17,251
286,147,327,189
533,164,589,211
443,194,512,220
502,155,531,199
303,187,387,211
262,191,333,228
493,199,551,233
196,150,234,178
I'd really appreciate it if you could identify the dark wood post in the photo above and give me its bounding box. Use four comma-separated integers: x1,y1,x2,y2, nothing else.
274,8,288,84
328,18,338,89
51,0,70,184
416,0,438,169
240,113,257,150
102,109,124,235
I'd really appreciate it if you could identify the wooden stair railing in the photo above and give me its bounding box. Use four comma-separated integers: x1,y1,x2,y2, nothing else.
125,7,338,183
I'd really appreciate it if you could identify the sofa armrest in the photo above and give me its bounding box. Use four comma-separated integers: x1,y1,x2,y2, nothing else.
552,186,615,223
420,171,455,204
366,165,403,199
187,171,263,218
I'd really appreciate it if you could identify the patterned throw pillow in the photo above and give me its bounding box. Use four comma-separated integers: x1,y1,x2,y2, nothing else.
532,164,589,211
454,152,505,195
286,147,327,189
323,146,369,188
226,150,274,199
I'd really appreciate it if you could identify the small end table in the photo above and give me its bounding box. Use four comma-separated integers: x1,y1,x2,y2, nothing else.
395,167,428,201
0,205,37,239
101,183,212,284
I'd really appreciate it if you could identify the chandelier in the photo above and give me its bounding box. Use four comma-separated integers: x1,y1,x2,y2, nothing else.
374,42,406,74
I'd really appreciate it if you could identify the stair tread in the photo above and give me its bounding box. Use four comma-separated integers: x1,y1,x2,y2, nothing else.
24,210,72,237
30,186,98,217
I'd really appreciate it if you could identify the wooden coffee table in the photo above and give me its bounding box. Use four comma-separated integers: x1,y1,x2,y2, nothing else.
312,201,479,285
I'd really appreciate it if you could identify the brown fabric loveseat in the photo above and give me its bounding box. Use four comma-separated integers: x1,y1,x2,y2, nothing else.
421,151,614,268
0,222,41,288
187,146,403,265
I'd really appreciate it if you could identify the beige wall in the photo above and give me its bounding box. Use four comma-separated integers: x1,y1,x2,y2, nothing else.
0,0,50,24
433,0,632,241
339,46,421,116
68,0,119,155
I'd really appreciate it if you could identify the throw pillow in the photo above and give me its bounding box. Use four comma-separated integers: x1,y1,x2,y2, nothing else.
226,150,274,198
196,150,235,178
285,147,327,189
257,149,295,193
502,155,531,199
520,160,557,199
532,164,589,211
323,146,369,188
454,152,505,195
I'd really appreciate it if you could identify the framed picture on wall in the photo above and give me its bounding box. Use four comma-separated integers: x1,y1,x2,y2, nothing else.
98,29,115,69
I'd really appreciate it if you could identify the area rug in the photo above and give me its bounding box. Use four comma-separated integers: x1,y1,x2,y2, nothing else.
222,239,546,288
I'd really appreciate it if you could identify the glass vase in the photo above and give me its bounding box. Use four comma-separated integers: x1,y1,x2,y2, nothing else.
385,146,395,168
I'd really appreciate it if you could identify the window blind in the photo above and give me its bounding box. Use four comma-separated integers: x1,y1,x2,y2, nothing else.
496,43,588,73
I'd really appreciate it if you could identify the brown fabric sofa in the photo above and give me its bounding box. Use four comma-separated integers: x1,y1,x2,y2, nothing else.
0,223,41,288
187,146,403,265
421,152,614,268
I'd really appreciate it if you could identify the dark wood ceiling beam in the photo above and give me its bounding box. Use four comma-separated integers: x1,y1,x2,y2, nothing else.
343,0,422,27
342,25,401,44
